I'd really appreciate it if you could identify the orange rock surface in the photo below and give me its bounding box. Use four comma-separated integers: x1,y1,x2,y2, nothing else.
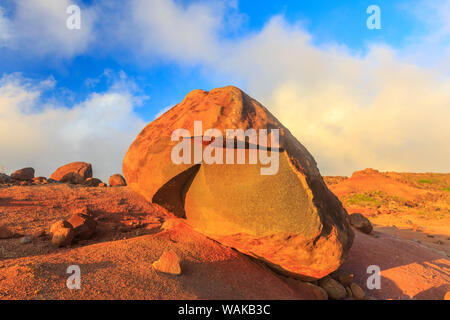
123,86,354,279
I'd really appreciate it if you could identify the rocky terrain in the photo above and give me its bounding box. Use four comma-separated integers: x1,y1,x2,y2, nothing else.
1,87,448,300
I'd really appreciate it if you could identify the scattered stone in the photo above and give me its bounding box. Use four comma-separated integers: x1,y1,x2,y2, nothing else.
67,212,96,240
426,234,435,238
32,230,46,238
152,250,182,275
109,174,127,187
345,287,352,298
52,227,75,247
161,218,183,230
0,225,14,239
50,162,92,181
412,238,421,243
435,240,444,245
318,276,347,300
304,282,328,300
349,213,373,234
330,269,354,287
84,178,103,187
0,173,11,184
123,86,354,279
60,172,86,185
20,236,32,244
10,167,35,181
50,220,72,236
349,283,365,300
32,176,47,184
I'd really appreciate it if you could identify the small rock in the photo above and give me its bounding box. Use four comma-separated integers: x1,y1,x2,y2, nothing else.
349,283,365,300
50,162,92,181
20,236,32,244
0,173,11,184
412,238,421,243
304,282,328,300
84,178,103,187
426,234,435,238
32,230,46,238
435,240,444,245
0,225,14,239
10,167,35,181
50,220,73,236
67,212,96,240
318,276,347,300
109,174,127,187
330,269,354,287
152,250,182,275
349,213,373,234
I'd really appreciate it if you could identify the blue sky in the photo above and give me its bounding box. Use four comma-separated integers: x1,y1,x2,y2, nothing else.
0,0,449,179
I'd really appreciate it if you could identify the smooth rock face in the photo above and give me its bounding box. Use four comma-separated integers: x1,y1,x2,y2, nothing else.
11,167,35,181
349,213,373,234
109,174,127,187
50,162,92,181
123,86,354,279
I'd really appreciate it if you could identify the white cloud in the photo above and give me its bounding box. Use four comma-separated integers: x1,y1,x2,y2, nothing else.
1,0,449,176
0,73,146,181
1,0,96,57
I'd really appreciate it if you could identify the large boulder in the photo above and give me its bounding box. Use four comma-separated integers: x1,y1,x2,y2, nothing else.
123,86,354,280
50,162,92,182
10,167,35,181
